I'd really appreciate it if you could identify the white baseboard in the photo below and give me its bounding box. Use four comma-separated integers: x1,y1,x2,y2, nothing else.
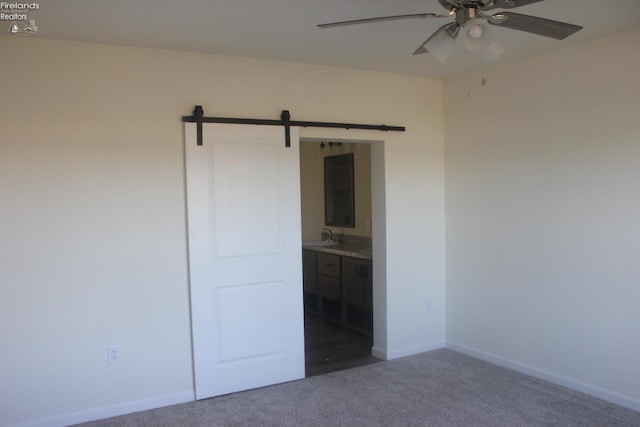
446,341,640,413
9,390,195,427
373,340,445,361
371,346,387,359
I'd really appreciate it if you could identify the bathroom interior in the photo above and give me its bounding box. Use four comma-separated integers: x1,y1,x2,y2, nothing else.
300,139,380,376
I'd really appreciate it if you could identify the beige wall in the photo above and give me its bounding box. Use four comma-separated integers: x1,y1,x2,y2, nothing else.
300,141,372,240
0,35,445,426
444,27,640,410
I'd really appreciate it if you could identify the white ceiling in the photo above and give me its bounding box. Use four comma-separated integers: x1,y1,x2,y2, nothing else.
17,0,640,78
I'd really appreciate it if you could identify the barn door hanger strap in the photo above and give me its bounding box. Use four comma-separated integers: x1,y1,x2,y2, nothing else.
181,105,406,147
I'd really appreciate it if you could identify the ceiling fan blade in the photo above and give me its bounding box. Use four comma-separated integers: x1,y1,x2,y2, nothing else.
489,12,583,40
413,22,460,63
318,12,452,29
482,0,545,11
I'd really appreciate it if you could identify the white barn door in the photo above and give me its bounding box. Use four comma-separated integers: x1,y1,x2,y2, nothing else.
184,123,304,399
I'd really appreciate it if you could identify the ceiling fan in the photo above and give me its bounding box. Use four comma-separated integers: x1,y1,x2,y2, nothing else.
318,0,583,62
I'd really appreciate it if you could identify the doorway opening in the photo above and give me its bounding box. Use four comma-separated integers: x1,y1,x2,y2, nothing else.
299,138,383,376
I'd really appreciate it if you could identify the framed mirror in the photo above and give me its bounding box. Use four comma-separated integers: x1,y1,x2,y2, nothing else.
324,153,355,228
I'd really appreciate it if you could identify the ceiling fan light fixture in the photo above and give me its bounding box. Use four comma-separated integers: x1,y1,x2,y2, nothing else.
462,19,493,53
426,29,456,63
483,40,505,62
467,24,483,39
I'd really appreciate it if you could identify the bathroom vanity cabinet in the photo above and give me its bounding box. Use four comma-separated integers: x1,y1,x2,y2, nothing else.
302,248,372,335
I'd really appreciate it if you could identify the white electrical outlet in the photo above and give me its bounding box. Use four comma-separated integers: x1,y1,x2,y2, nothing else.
107,345,121,365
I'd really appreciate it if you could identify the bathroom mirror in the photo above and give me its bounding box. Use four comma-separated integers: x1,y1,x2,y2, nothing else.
324,153,355,228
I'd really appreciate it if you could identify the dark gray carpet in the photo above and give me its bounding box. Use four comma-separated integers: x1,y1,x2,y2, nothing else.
76,349,640,426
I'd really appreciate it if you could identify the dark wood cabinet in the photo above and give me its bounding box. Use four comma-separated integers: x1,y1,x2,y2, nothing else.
302,249,319,315
318,275,342,301
342,256,373,334
316,252,342,323
342,257,372,311
302,249,318,294
303,249,372,335
316,252,341,279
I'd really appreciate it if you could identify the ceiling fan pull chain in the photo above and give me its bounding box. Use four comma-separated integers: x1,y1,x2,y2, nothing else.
481,58,487,87
466,50,472,99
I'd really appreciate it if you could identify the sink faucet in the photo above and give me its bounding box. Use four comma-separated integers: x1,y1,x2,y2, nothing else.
321,228,333,242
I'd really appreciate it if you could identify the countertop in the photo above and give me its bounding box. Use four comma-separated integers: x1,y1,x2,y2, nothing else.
302,241,372,260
